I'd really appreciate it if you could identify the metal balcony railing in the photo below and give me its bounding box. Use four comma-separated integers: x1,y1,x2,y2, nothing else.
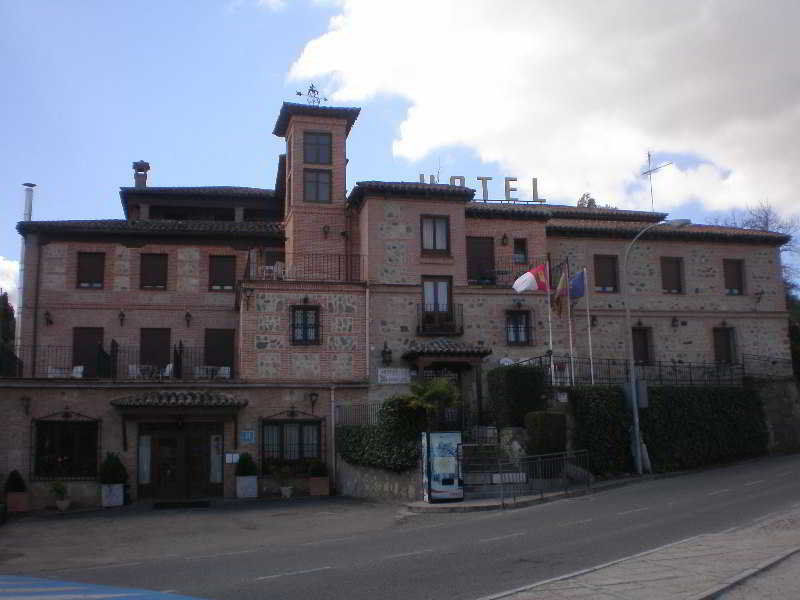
416,304,464,336
467,255,529,287
245,252,365,283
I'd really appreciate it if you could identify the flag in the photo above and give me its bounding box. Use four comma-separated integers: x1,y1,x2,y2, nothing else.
512,263,549,293
552,271,568,317
569,270,586,299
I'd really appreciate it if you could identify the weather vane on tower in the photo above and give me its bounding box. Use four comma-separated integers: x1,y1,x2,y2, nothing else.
296,84,327,106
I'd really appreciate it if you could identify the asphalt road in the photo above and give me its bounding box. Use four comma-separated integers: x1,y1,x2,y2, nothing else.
8,454,800,600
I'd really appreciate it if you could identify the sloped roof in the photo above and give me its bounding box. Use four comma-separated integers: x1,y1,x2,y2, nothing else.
273,102,361,136
120,186,275,197
402,338,493,360
466,202,665,223
17,219,284,238
111,390,248,409
348,181,476,207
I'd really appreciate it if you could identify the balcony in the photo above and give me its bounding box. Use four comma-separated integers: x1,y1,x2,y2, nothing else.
416,304,464,336
245,252,365,283
467,255,529,287
0,343,235,381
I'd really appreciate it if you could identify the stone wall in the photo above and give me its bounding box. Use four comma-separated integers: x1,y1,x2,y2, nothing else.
336,455,421,502
757,379,800,453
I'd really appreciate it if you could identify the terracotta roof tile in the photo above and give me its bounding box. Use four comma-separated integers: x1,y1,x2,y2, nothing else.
348,181,475,207
273,102,361,136
466,202,665,223
119,186,275,197
17,219,284,237
111,390,247,409
402,338,492,359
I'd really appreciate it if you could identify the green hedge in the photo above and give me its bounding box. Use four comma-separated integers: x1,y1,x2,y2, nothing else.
569,386,632,475
640,385,768,472
487,364,549,427
525,411,566,455
336,396,426,472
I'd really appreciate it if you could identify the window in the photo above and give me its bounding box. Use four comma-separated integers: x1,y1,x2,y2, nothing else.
713,327,737,364
73,327,103,378
263,421,321,463
660,257,684,294
204,329,235,374
303,169,332,203
506,311,531,345
594,255,619,293
209,256,236,291
632,327,653,365
76,252,105,289
292,306,321,345
303,132,332,164
513,239,528,264
140,253,168,290
140,328,170,368
723,259,745,295
466,237,495,283
34,420,98,478
421,215,450,253
423,276,451,312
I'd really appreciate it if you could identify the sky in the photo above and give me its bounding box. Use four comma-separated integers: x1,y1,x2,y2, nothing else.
2,0,799,309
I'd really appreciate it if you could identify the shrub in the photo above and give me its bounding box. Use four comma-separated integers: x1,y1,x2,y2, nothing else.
235,452,258,477
307,460,328,477
569,386,632,475
4,470,26,493
487,364,549,427
99,453,128,484
525,411,566,455
50,481,67,500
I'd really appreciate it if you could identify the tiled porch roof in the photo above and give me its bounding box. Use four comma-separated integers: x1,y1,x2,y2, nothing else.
17,219,284,238
402,338,493,360
111,390,248,409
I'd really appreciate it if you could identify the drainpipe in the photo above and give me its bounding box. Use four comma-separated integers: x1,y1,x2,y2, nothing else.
330,385,336,492
15,183,35,354
30,235,43,378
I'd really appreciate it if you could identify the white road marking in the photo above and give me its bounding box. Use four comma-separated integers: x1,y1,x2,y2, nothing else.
382,549,435,560
160,590,178,594
255,566,332,581
776,471,792,477
67,562,143,571
186,549,258,560
557,518,593,527
617,507,649,515
479,532,525,543
299,534,362,546
744,479,766,487
707,489,731,496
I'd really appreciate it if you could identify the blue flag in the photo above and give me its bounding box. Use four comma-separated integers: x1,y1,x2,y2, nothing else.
569,270,585,299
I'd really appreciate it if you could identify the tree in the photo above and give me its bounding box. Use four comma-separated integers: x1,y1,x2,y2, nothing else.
0,291,14,348
577,193,597,208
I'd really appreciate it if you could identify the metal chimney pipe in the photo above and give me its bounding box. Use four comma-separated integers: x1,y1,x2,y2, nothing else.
16,183,35,352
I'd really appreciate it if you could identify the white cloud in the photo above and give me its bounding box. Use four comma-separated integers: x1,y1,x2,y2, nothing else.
289,0,800,217
0,257,19,309
256,0,287,10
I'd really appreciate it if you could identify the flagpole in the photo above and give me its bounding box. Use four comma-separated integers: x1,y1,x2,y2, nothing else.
545,260,555,386
584,267,595,385
565,261,576,385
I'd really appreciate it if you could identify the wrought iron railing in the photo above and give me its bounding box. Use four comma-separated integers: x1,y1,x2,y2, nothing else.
417,304,464,336
245,251,365,283
741,353,796,379
1,343,234,380
467,255,529,287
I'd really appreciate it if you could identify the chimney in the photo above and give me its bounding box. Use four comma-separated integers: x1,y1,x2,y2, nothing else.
16,183,36,353
133,160,150,188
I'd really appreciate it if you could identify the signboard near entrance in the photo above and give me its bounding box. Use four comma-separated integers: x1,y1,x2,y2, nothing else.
225,452,240,464
421,431,464,502
378,367,411,384
240,430,255,444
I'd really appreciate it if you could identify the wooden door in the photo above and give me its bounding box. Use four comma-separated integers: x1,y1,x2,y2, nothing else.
466,237,495,283
72,327,103,377
152,435,183,499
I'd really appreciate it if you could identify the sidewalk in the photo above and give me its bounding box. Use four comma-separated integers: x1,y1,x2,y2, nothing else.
487,507,800,600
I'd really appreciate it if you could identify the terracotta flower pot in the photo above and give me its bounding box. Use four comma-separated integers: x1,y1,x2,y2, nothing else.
6,492,30,513
55,499,71,512
309,476,330,496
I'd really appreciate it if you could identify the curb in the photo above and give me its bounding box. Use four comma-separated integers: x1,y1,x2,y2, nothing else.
690,545,800,600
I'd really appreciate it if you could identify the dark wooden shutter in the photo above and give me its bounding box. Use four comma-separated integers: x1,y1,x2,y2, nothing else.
661,257,683,293
210,256,236,290
73,327,103,377
632,328,651,365
140,254,167,289
723,259,744,294
204,329,235,368
140,328,171,368
714,328,735,363
77,253,105,288
466,237,495,282
594,255,618,292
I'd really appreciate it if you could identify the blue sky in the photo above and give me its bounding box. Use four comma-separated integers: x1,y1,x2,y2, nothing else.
2,1,797,305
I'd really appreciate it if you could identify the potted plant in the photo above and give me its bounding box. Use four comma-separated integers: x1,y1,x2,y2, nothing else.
4,470,30,513
99,452,127,508
273,464,293,499
51,481,70,512
235,452,258,499
307,460,330,496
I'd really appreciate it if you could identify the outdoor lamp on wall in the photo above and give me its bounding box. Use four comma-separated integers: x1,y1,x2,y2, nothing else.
671,316,679,328
44,311,53,326
118,310,126,327
184,311,192,327
381,342,393,366
322,225,330,238
308,392,319,412
591,315,598,328
501,233,509,246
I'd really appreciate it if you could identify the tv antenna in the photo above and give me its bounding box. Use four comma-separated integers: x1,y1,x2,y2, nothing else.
296,83,327,106
641,151,672,212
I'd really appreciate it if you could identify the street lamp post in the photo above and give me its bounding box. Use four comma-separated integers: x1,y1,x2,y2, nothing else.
623,218,691,475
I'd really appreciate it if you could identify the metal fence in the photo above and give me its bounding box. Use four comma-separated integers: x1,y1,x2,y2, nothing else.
245,251,365,283
458,446,592,504
335,403,384,426
741,353,796,379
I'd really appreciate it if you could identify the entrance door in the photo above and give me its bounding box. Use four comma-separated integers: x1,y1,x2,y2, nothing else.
152,435,182,499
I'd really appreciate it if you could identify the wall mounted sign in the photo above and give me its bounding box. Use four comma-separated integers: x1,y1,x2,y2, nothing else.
240,430,255,444
225,453,240,464
378,367,411,384
419,174,545,203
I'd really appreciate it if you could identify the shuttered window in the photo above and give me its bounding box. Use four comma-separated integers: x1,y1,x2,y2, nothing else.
303,169,332,203
713,327,736,364
140,254,168,290
594,255,618,293
466,237,495,283
209,256,236,291
76,252,105,289
72,327,103,377
632,327,653,365
660,257,683,294
204,329,235,371
723,259,745,295
303,132,332,164
506,310,532,345
421,216,450,253
140,328,170,368
513,239,528,264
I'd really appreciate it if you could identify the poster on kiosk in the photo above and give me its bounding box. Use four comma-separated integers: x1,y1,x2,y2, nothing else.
422,431,464,502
